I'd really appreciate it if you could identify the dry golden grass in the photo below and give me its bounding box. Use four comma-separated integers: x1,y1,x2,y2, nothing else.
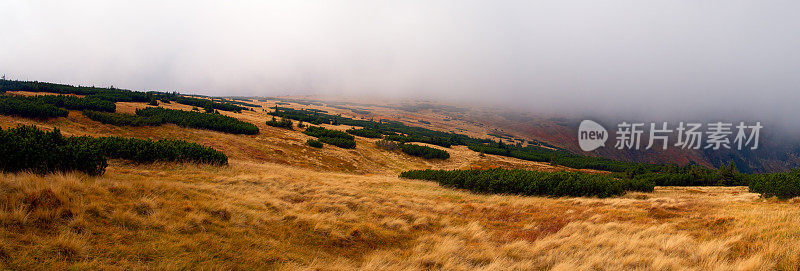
1,160,799,270
1,99,799,270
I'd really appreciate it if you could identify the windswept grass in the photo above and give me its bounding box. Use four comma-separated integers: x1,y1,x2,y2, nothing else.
0,162,796,270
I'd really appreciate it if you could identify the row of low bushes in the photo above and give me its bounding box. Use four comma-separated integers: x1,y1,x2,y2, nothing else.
87,136,227,166
0,80,255,111
468,141,662,173
82,110,165,126
269,107,477,147
266,117,293,129
303,126,356,149
83,108,259,135
303,126,354,140
318,136,356,149
631,172,749,187
306,139,323,148
400,144,450,159
0,125,227,175
28,95,116,112
749,170,800,199
384,134,453,148
135,107,259,135
346,128,383,138
0,94,117,119
0,79,149,103
0,96,68,119
401,169,654,198
174,97,246,113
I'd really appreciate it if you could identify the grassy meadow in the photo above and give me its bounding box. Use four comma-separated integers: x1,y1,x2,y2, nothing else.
0,91,798,270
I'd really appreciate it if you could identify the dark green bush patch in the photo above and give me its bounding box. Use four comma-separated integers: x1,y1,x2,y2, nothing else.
135,107,259,135
749,170,800,199
0,96,68,119
306,139,323,148
302,126,356,149
266,116,293,129
400,144,450,159
318,137,355,149
400,169,654,198
82,110,165,126
0,125,227,176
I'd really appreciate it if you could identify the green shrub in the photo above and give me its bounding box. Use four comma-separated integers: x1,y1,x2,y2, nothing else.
400,169,653,198
0,96,68,119
400,144,450,159
32,95,116,112
346,128,382,138
82,110,165,126
318,137,355,149
0,125,228,176
174,97,245,112
135,107,259,135
306,139,323,148
630,163,749,187
303,126,354,140
266,116,293,129
0,125,106,175
0,79,148,103
269,107,467,147
302,126,355,148
749,170,800,199
88,136,227,165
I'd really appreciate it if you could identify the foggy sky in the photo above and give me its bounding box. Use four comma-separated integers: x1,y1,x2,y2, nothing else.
2,1,799,125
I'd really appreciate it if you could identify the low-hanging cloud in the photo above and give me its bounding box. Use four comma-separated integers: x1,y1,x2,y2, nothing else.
2,0,799,126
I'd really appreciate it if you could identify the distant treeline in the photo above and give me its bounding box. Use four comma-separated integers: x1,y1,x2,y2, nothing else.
221,98,261,108
0,79,248,113
269,107,482,148
0,94,116,119
1,79,149,102
468,141,661,173
0,125,227,176
401,169,653,198
269,106,666,173
628,163,749,186
174,97,246,113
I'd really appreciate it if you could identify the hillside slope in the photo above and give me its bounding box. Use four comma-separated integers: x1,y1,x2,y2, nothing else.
1,95,799,270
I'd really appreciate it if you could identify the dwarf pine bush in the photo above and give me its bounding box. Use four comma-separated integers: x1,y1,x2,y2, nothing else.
400,144,450,159
303,126,356,148
135,107,259,135
0,125,106,175
82,110,165,126
0,96,69,119
266,116,293,129
0,125,228,176
400,169,654,198
306,138,323,148
749,170,800,199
